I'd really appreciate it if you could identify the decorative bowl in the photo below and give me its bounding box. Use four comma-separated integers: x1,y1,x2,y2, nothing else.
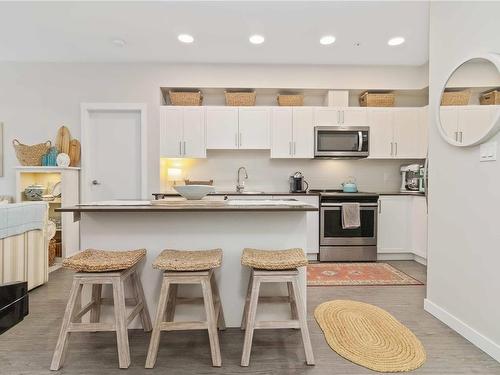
24,184,45,201
174,185,215,200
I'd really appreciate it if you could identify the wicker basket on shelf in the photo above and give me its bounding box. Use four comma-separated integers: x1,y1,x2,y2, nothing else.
168,90,203,106
225,91,256,106
12,139,51,166
359,92,395,107
277,94,304,106
479,89,500,105
441,90,470,106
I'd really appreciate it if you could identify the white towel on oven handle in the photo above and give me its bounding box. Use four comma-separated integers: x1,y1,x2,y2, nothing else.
341,203,361,229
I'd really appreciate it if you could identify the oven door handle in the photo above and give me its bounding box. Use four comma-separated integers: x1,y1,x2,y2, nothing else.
321,203,379,207
358,131,363,152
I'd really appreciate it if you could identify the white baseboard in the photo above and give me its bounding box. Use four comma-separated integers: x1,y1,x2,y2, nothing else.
378,252,427,265
424,299,500,362
378,253,414,261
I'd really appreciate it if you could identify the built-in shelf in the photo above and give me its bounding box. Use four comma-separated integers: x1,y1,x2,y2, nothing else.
160,87,429,108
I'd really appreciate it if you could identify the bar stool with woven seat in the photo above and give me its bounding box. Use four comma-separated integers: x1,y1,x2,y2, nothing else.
145,249,225,368
50,249,152,370
240,248,314,367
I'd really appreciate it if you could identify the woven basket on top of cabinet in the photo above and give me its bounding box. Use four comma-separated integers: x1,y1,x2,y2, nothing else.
441,90,470,106
480,90,500,105
359,92,395,107
12,139,51,166
168,90,203,106
224,91,256,106
277,94,304,106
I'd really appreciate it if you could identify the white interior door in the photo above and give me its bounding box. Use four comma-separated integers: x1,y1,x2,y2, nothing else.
83,105,146,202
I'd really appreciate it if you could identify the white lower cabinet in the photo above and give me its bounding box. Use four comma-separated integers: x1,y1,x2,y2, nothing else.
377,196,410,253
377,195,427,261
272,195,319,254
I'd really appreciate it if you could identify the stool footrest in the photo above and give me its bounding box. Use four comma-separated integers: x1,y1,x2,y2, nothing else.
68,322,116,332
127,302,144,325
254,320,300,329
159,321,209,331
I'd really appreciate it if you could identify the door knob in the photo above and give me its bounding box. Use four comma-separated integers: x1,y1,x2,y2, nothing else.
92,180,101,185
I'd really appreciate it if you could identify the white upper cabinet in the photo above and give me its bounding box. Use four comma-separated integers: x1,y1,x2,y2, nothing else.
368,109,394,158
206,107,239,149
439,105,498,144
292,107,315,158
314,107,367,126
367,107,426,159
238,107,271,149
392,108,422,158
270,107,314,158
270,108,293,158
182,107,206,158
160,106,206,158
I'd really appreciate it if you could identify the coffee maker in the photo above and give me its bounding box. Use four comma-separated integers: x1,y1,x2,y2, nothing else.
400,164,422,192
289,172,309,193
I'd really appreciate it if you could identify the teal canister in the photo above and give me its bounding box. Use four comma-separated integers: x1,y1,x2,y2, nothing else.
46,147,58,166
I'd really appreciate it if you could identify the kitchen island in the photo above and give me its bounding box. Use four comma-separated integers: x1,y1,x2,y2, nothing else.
58,200,317,327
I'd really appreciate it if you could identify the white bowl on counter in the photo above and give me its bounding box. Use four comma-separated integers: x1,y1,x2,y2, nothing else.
174,185,215,200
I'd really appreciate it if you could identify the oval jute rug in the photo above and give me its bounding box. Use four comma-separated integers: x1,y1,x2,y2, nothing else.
315,300,426,372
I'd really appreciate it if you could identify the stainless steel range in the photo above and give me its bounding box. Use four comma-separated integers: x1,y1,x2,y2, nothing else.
310,189,379,262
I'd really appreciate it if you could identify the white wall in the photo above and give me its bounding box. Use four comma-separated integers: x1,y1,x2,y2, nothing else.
0,62,426,196
426,2,500,362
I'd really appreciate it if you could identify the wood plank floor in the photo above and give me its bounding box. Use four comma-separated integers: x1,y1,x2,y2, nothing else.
1,261,499,374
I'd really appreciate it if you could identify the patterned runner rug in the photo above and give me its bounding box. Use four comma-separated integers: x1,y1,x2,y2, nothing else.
307,262,423,286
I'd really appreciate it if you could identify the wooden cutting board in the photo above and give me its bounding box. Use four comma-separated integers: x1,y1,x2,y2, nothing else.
55,126,71,154
68,139,81,166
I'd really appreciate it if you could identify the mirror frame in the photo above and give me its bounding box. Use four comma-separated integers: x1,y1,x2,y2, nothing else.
436,52,500,147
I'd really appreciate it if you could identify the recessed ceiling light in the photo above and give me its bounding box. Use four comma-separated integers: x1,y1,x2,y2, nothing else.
178,34,194,44
111,39,126,47
249,34,265,45
388,36,405,46
320,35,336,45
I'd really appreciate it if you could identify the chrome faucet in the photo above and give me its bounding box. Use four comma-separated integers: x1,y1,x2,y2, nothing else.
236,167,248,193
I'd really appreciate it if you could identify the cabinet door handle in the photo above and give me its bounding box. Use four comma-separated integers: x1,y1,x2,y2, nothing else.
179,141,182,156
289,141,292,156
239,132,242,147
342,111,345,124
235,133,238,147
395,142,398,156
459,131,463,143
293,141,296,155
454,131,458,142
337,111,340,124
390,142,393,156
378,202,381,214
183,141,186,155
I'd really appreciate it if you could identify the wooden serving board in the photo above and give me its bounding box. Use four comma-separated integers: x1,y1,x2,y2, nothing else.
68,139,81,166
55,126,71,154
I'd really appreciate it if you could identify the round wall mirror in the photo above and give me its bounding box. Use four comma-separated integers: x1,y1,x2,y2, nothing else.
438,53,500,147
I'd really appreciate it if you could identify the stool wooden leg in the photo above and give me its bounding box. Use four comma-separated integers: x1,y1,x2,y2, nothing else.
164,284,178,322
240,271,253,330
50,279,81,371
241,276,261,367
291,278,315,366
131,271,152,332
112,278,131,369
201,277,222,367
90,284,102,323
210,275,226,330
145,277,170,369
287,281,299,322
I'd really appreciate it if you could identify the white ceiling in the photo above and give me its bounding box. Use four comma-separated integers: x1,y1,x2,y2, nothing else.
0,1,430,65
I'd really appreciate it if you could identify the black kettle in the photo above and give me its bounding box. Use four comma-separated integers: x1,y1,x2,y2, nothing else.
289,172,309,193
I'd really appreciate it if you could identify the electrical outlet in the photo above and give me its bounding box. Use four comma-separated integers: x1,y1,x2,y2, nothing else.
480,141,497,162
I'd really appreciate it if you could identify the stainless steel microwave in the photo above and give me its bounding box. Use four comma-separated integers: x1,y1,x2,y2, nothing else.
314,126,369,158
